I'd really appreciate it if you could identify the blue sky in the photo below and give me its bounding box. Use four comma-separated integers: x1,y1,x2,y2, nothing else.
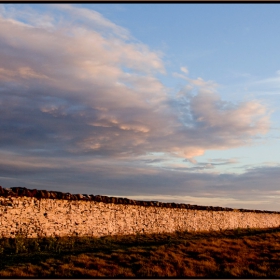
1,4,280,210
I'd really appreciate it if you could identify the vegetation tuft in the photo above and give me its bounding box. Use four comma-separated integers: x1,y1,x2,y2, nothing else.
0,227,280,277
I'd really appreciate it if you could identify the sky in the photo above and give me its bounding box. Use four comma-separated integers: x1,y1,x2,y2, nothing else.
1,4,280,211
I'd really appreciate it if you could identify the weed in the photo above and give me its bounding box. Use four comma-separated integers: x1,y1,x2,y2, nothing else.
14,235,28,254
29,239,41,253
235,227,241,235
45,236,57,251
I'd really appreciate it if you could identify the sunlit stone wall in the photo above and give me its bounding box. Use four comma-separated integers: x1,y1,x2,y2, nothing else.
1,196,280,238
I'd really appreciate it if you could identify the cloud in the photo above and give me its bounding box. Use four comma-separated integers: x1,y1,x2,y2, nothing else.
55,4,131,40
189,92,269,135
189,77,218,89
245,72,280,97
183,158,238,171
0,5,168,155
0,4,274,202
180,66,189,75
174,82,271,158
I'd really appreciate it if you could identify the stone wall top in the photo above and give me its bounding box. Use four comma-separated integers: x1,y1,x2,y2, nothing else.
0,186,279,214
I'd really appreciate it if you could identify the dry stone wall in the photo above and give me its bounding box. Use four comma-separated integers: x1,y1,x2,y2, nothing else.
1,186,280,238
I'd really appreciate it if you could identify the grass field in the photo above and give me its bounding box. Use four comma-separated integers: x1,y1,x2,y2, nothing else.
1,227,280,277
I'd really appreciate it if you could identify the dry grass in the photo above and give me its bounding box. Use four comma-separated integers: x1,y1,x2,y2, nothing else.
1,227,280,277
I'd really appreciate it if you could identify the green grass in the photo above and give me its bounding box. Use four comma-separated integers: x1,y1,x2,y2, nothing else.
1,227,280,277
